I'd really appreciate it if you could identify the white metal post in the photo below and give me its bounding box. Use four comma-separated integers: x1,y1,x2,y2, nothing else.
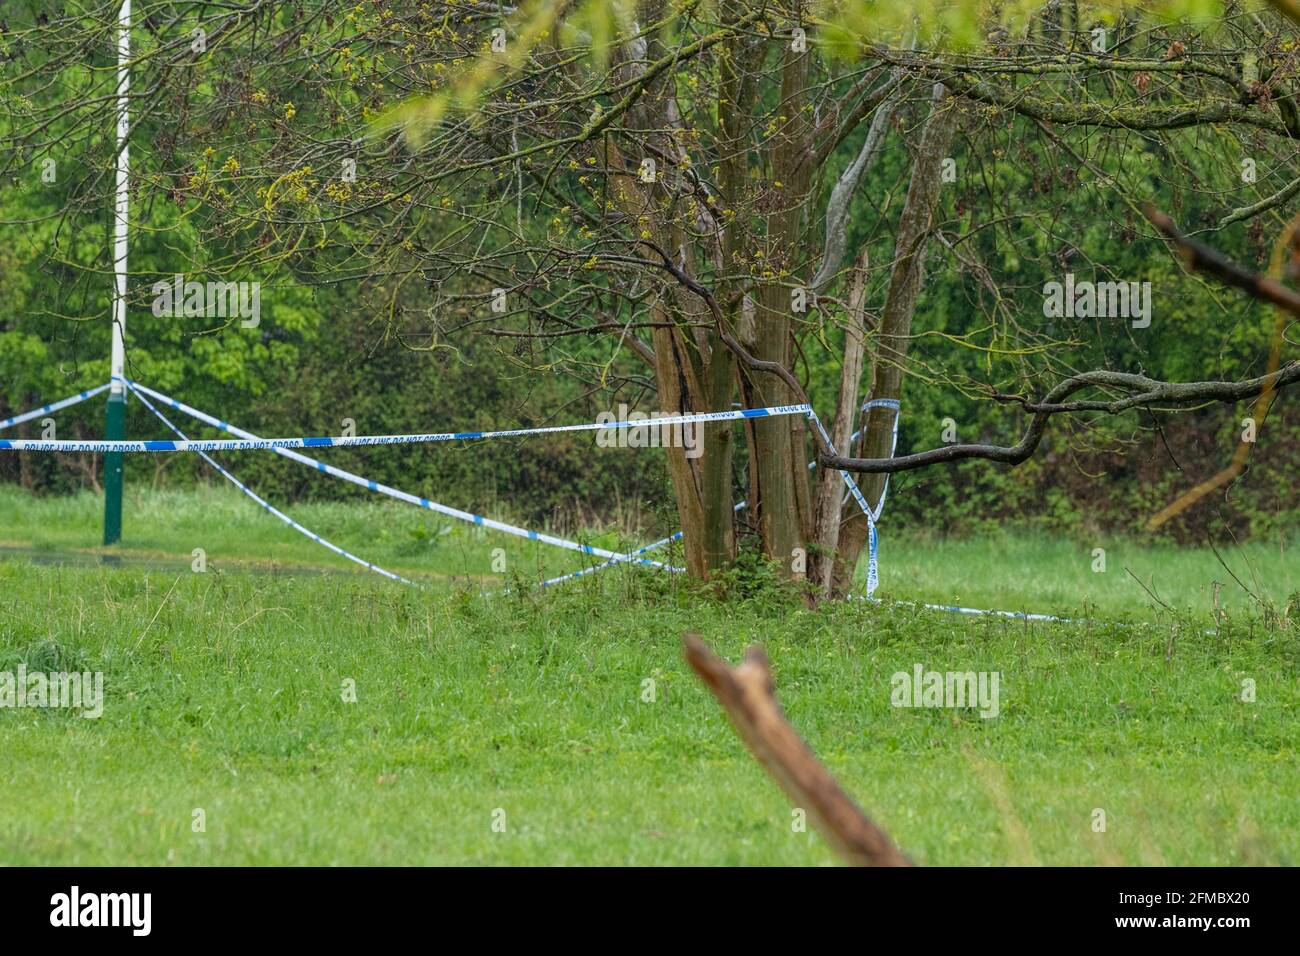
103,0,129,545
110,0,129,390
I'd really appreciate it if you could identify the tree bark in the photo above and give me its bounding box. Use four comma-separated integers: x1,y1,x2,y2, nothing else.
750,6,814,579
651,304,711,577
605,1,737,577
810,249,870,593
831,84,959,597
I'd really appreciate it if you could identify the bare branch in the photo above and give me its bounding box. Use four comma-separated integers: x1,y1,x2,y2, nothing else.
1217,176,1300,230
810,77,904,293
682,632,913,867
823,363,1300,474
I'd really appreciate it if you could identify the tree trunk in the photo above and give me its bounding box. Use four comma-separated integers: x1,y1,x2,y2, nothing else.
831,84,959,597
750,8,813,579
607,1,737,577
698,330,737,570
651,306,710,578
810,249,870,593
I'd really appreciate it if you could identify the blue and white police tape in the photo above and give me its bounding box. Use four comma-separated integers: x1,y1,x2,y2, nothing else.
543,407,891,593
804,410,886,596
542,399,905,590
851,396,902,596
790,398,901,596
8,379,1083,621
859,396,901,522
916,601,1068,623
861,596,1070,624
0,383,111,432
0,402,814,453
107,383,888,598
128,381,416,587
805,411,878,528
124,379,683,573
862,397,902,412
536,529,686,588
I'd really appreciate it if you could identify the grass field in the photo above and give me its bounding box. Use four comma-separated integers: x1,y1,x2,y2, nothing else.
1,484,1297,865
3,484,1297,621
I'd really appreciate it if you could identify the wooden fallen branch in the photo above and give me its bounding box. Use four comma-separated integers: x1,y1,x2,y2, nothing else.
682,632,913,866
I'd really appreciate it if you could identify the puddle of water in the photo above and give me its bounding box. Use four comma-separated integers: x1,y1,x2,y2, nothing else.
0,545,364,578
0,545,503,588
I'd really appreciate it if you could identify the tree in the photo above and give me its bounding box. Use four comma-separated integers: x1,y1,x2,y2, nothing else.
3,1,1297,597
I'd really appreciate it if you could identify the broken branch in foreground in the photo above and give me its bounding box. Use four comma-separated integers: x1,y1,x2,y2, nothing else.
682,632,913,867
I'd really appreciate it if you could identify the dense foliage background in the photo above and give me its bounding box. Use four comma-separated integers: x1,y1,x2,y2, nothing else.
2,1,1295,545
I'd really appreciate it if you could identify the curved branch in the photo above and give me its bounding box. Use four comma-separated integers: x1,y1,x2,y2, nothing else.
1147,206,1300,312
810,77,903,293
823,363,1300,474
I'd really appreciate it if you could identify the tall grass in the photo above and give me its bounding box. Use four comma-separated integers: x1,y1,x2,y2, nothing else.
2,484,1295,625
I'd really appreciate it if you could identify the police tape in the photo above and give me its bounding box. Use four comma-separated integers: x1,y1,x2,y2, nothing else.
0,401,814,453
129,381,417,586
0,383,111,432
855,397,902,596
5,378,1082,623
536,530,685,588
124,379,683,574
804,410,886,596
860,397,901,522
540,400,903,592
866,597,1070,623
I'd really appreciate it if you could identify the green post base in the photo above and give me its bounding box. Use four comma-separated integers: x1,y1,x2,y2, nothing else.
103,391,125,546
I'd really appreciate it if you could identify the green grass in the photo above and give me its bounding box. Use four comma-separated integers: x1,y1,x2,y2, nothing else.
0,485,1297,865
3,483,1295,621
0,484,625,585
882,530,1300,624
